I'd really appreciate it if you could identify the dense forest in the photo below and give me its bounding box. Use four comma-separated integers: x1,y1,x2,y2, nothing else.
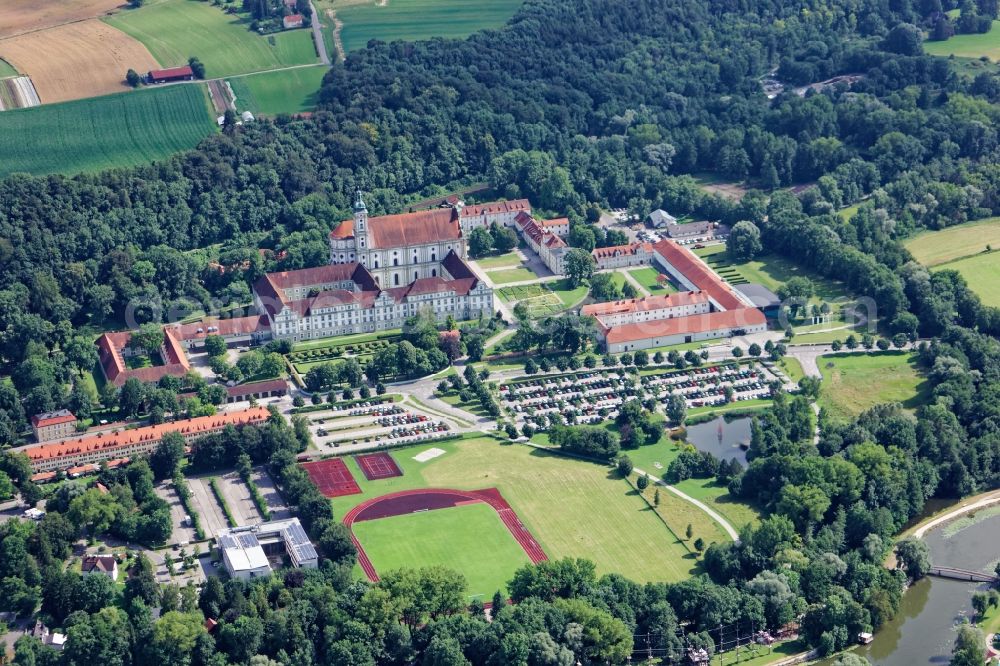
3,0,1000,662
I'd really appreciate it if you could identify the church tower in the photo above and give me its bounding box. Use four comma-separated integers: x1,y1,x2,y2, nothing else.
354,190,368,252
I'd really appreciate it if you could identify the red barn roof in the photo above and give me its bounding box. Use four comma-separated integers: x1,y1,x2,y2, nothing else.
148,65,194,81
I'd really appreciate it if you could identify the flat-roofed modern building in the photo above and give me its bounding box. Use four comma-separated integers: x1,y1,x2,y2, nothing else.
217,518,318,580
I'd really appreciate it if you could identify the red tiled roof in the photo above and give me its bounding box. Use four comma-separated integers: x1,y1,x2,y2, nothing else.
170,315,268,341
603,308,766,344
31,410,76,428
652,240,746,311
23,407,270,466
459,199,531,217
96,329,191,387
591,242,653,259
30,471,56,483
329,209,462,249
283,13,304,25
225,379,287,399
581,291,709,317
148,66,193,80
81,555,117,573
540,217,568,228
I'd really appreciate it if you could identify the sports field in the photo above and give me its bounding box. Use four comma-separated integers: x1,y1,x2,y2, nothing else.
329,437,698,583
904,218,1000,266
925,21,1000,60
932,252,1000,307
337,0,524,52
105,0,319,79
229,66,328,116
1,0,124,39
0,20,160,104
0,84,216,177
817,352,930,421
352,502,531,599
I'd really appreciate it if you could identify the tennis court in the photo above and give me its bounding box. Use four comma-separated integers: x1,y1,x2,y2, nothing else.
301,458,361,497
355,452,403,481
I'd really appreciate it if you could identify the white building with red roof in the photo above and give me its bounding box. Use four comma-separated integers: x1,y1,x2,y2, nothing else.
591,242,654,270
456,198,531,232
31,410,77,443
513,211,568,275
586,240,767,352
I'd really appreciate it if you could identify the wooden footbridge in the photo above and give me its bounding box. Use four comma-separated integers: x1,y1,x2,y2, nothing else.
928,566,999,584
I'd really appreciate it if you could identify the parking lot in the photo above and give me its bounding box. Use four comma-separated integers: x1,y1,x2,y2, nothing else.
500,361,779,429
304,399,451,451
252,468,291,520
154,481,199,545
216,472,263,526
186,475,230,538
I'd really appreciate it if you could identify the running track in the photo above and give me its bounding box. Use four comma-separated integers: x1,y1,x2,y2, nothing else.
342,488,548,582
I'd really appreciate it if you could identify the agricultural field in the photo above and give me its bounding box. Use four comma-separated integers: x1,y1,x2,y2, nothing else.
931,252,1000,307
817,352,930,421
0,59,18,78
904,217,1000,266
352,503,531,599
1,0,124,39
330,437,699,583
229,66,328,116
0,84,216,177
924,21,1000,60
335,0,525,52
0,20,160,103
105,0,320,79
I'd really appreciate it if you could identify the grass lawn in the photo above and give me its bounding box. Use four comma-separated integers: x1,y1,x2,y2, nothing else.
476,251,522,269
0,84,215,177
487,267,539,284
777,357,806,385
788,325,870,346
627,266,677,293
106,0,319,79
838,202,862,221
717,640,807,666
925,21,1000,60
331,437,698,583
634,475,728,551
688,398,772,419
546,278,589,308
817,352,930,421
352,502,530,600
673,477,762,530
697,246,852,307
438,389,491,419
337,0,524,52
931,251,1000,307
904,217,1000,266
229,65,328,116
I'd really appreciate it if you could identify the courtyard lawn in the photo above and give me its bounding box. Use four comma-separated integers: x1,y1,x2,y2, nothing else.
546,278,589,308
475,251,522,269
817,352,930,421
903,217,1000,266
291,329,401,352
924,21,1000,60
336,0,524,52
228,66,328,116
352,502,530,600
627,266,677,293
105,0,319,79
332,437,698,583
931,251,1000,307
487,267,539,284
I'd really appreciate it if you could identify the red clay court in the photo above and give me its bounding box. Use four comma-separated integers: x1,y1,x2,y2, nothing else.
301,458,360,497
342,487,548,582
354,452,403,481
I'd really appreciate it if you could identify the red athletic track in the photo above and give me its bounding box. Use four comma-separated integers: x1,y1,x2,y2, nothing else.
342,488,548,582
354,452,403,481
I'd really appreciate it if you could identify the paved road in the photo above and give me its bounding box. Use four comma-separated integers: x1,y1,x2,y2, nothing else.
912,489,1000,539
785,341,919,378
310,2,331,65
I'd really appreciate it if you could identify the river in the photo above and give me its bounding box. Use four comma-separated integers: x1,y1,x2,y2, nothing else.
817,509,1000,665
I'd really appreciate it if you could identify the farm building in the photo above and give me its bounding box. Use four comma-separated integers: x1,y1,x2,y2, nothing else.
588,240,767,352
662,220,716,241
283,14,305,29
648,209,677,227
147,66,195,83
